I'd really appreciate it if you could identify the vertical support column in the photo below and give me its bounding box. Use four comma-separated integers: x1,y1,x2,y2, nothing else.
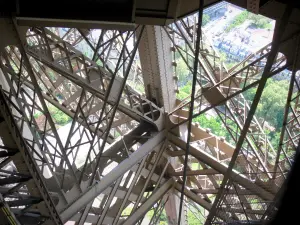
164,193,187,225
0,194,21,225
247,0,260,14
138,25,176,112
165,137,187,225
138,25,185,223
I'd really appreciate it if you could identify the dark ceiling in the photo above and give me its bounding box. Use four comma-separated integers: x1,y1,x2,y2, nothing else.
1,0,134,22
0,0,221,27
0,0,297,26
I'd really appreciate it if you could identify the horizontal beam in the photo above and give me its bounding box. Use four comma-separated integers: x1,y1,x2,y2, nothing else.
190,188,252,195
6,198,42,207
17,17,135,30
0,194,21,225
70,213,114,224
166,149,185,156
174,183,230,221
168,133,274,201
169,169,219,176
174,182,211,210
123,179,174,225
0,176,31,185
224,208,266,215
171,112,235,157
60,129,166,222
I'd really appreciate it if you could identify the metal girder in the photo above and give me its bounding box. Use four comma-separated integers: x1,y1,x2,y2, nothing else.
161,7,299,222
177,2,204,224
174,182,234,222
111,156,148,225
6,197,42,207
122,178,174,225
0,194,21,225
190,188,252,195
0,1,297,224
17,17,136,31
0,175,31,185
69,213,115,224
168,133,274,201
174,182,211,211
247,0,260,14
0,17,169,225
272,35,300,177
166,20,277,179
138,25,176,111
166,17,297,177
169,168,219,176
206,4,293,223
24,27,163,128
60,129,166,222
0,17,163,225
0,88,63,224
13,18,82,192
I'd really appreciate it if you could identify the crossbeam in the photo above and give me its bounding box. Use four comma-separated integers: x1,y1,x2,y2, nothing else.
168,133,274,201
123,179,174,225
60,129,166,222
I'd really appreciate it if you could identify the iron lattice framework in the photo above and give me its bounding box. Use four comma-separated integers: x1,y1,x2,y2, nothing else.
0,2,298,224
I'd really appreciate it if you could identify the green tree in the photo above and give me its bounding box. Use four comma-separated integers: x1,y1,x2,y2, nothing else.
176,58,191,86
187,208,205,225
248,14,272,29
225,11,249,33
33,104,71,127
225,10,272,33
192,112,237,144
146,209,168,224
202,14,210,26
193,114,226,138
266,130,281,149
244,79,289,147
255,79,289,130
48,104,72,126
177,81,191,100
219,51,228,64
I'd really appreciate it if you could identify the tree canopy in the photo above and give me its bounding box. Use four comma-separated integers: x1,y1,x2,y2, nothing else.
244,78,289,148
176,58,191,87
226,10,272,33
202,14,211,26
177,76,290,148
244,79,289,131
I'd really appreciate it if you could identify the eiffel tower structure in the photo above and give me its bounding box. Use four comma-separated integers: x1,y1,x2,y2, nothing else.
0,0,299,224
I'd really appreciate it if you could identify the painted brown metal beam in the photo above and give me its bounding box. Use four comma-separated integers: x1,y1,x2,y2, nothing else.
122,179,174,225
169,169,219,176
205,4,293,223
168,133,274,201
60,129,166,222
190,188,252,195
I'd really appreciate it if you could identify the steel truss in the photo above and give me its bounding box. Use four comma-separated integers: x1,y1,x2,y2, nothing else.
0,2,298,224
